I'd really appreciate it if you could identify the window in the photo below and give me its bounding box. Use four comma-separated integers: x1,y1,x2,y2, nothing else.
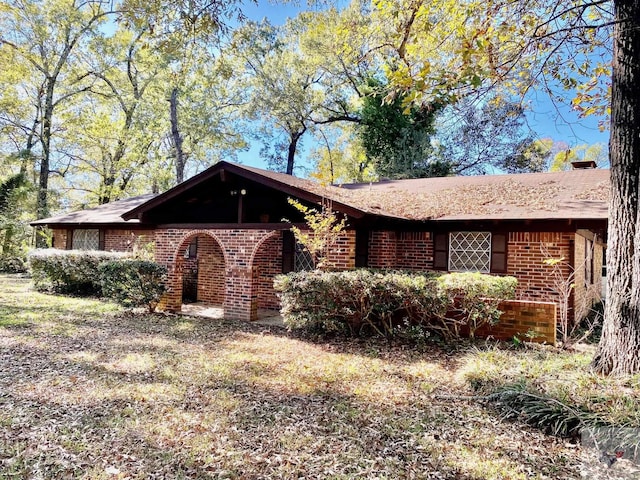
72,229,100,250
448,231,492,273
184,238,198,259
282,231,315,273
294,243,315,272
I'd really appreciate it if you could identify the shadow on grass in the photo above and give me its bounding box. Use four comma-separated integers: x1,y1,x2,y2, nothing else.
0,273,583,478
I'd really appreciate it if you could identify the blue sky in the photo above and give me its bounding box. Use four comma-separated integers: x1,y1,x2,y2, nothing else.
235,1,611,172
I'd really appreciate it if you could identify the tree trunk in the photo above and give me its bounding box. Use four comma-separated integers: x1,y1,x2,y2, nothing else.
34,79,55,248
592,0,640,375
286,127,306,175
170,87,186,184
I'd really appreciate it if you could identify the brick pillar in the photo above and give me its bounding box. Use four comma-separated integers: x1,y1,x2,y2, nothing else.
160,264,183,312
223,265,258,321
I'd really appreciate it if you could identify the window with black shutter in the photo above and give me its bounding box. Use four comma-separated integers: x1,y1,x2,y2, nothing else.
355,229,369,268
433,233,448,270
436,231,508,273
490,233,507,274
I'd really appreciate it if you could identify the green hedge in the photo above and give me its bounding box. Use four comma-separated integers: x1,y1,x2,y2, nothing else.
29,249,128,295
437,272,518,338
274,270,517,339
99,260,167,312
0,255,27,273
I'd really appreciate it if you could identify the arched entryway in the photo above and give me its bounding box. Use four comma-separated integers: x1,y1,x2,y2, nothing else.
171,231,226,311
159,228,283,320
250,231,282,313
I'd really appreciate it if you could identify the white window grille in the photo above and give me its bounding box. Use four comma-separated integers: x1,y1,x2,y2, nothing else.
294,243,315,272
72,229,100,250
448,231,491,273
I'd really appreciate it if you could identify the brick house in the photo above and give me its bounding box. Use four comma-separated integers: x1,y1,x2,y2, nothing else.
33,161,608,328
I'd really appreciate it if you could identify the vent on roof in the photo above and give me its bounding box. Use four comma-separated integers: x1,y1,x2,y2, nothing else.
571,160,597,169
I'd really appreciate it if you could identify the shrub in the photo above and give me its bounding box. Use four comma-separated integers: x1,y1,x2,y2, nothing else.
99,260,167,312
0,255,27,273
436,272,517,338
275,270,517,340
28,249,127,295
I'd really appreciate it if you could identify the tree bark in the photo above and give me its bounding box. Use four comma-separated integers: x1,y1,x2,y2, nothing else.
592,0,640,375
170,87,186,184
286,127,306,175
34,79,55,248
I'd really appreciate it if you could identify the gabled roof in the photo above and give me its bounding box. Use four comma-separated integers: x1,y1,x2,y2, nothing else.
31,194,157,227
33,162,610,228
123,161,609,223
122,161,372,221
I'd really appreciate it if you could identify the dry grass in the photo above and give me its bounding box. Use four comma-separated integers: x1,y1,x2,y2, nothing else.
0,274,587,479
459,345,640,427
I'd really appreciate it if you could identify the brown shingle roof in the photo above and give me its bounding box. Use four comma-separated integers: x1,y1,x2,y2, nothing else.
339,168,609,221
34,163,610,227
240,164,609,221
31,194,157,227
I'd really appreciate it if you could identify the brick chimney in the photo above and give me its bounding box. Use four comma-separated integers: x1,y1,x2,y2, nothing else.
571,160,598,169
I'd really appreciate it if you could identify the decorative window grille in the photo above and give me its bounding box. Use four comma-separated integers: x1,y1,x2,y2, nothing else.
448,231,491,273
72,229,100,250
294,243,315,272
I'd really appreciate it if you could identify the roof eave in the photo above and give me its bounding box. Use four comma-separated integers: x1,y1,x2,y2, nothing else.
122,161,369,221
29,220,151,228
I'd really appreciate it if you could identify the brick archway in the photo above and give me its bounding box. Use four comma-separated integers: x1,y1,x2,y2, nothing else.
250,230,282,311
161,230,227,312
156,228,279,321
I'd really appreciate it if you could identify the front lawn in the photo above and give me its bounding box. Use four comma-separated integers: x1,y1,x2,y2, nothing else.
0,274,621,479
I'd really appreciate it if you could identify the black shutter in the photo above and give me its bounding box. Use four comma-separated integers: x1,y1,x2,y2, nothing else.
433,233,448,270
98,230,106,251
490,233,507,273
282,230,295,273
355,229,369,268
66,229,73,250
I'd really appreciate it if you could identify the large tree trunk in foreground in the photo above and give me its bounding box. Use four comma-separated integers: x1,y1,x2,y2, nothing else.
592,0,640,375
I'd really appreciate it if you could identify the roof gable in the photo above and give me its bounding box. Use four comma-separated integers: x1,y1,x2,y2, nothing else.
122,161,370,224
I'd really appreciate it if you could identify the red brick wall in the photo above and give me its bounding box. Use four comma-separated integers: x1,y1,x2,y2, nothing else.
397,231,434,270
369,230,573,301
156,228,280,321
196,235,225,305
252,233,283,310
326,230,357,270
368,231,434,271
143,225,576,329
507,232,573,304
51,229,67,249
477,300,557,344
50,228,154,252
104,229,155,252
368,231,398,268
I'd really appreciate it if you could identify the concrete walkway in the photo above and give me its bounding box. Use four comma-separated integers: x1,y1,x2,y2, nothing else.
181,302,285,327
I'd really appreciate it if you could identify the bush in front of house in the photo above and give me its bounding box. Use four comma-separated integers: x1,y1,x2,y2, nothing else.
28,249,128,295
274,270,517,340
99,260,167,312
0,255,28,273
436,272,518,338
275,269,445,337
